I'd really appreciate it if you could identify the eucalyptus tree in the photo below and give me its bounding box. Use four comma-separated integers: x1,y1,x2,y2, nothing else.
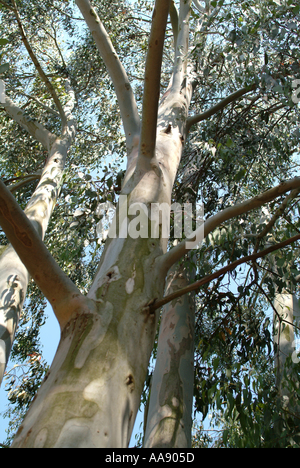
0,0,300,448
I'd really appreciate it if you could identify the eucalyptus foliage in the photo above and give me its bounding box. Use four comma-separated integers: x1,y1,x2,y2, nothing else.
0,0,300,448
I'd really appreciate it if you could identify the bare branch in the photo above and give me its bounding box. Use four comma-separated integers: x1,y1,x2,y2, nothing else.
160,177,300,272
151,233,300,312
0,178,82,327
75,0,140,154
139,0,171,160
187,84,258,131
0,0,14,11
192,0,205,13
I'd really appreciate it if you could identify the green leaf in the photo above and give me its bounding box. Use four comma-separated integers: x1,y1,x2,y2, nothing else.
226,137,235,148
0,63,9,74
276,257,285,267
0,39,8,47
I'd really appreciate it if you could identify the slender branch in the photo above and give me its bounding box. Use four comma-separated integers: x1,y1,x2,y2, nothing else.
169,0,179,51
187,83,258,131
75,0,140,153
0,0,14,11
139,0,171,160
192,0,205,13
1,95,56,150
0,178,82,326
49,22,68,70
9,88,60,117
160,177,300,272
11,0,66,123
7,173,42,193
151,234,300,312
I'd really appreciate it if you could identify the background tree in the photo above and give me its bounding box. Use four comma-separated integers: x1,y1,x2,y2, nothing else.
0,0,299,448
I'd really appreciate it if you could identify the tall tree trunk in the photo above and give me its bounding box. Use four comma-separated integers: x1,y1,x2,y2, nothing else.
10,73,193,445
144,257,196,448
10,235,167,447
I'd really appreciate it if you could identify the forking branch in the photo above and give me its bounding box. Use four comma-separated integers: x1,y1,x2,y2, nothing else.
186,83,258,132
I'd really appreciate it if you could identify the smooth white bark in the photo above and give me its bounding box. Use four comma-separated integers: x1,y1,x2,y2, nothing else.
75,0,140,154
1,96,56,151
0,82,76,384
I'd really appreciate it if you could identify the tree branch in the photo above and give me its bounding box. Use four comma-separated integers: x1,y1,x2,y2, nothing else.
10,88,60,117
171,0,192,95
1,95,56,150
11,0,66,124
169,0,179,51
0,0,14,11
192,0,205,13
187,84,258,131
160,176,300,272
139,0,171,160
6,172,42,193
151,234,300,312
75,0,140,154
0,178,82,327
